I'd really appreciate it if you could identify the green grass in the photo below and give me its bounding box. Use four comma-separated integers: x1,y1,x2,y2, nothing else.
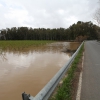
0,40,54,50
50,44,84,100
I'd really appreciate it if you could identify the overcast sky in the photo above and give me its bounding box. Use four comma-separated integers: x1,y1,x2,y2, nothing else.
0,0,99,29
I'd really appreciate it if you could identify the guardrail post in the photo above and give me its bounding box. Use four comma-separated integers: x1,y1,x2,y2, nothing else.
22,92,30,100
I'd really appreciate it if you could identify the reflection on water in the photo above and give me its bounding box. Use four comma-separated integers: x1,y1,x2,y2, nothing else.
0,42,80,100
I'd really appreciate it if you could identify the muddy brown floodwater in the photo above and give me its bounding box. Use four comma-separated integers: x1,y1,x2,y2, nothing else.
0,42,81,100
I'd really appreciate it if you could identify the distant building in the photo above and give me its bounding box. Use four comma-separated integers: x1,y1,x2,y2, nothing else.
0,30,6,40
0,31,2,38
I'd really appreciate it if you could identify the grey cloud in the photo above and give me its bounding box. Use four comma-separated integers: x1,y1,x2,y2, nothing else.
0,0,99,29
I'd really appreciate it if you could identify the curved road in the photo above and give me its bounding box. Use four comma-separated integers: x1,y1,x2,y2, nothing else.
81,41,100,100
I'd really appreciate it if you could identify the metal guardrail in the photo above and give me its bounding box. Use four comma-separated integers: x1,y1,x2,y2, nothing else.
22,42,84,100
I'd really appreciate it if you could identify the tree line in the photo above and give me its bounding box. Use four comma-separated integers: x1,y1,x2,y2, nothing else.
94,0,100,40
0,21,99,41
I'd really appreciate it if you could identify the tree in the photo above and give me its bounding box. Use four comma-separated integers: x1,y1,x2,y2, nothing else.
94,0,100,26
94,8,100,26
0,21,98,41
94,0,100,40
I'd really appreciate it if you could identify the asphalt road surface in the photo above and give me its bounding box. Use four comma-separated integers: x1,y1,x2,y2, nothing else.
81,41,100,100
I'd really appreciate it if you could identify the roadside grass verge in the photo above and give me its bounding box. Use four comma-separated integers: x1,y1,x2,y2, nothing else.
0,40,54,50
50,44,84,100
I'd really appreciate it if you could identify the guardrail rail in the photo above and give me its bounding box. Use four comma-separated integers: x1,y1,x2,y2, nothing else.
22,42,84,100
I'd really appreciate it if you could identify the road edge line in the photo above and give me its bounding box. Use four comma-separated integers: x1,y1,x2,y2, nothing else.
76,52,84,100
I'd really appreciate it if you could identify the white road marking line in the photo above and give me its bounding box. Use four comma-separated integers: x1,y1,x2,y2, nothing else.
76,52,84,100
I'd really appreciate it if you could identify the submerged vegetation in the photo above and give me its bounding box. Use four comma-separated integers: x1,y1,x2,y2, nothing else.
50,44,84,100
0,40,54,50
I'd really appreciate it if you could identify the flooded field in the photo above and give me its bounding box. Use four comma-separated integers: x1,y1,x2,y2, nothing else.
0,42,81,100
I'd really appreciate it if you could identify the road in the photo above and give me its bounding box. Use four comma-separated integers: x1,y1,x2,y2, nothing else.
81,41,100,100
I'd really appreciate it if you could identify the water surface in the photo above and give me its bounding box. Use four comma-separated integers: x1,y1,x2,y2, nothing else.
0,42,80,100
